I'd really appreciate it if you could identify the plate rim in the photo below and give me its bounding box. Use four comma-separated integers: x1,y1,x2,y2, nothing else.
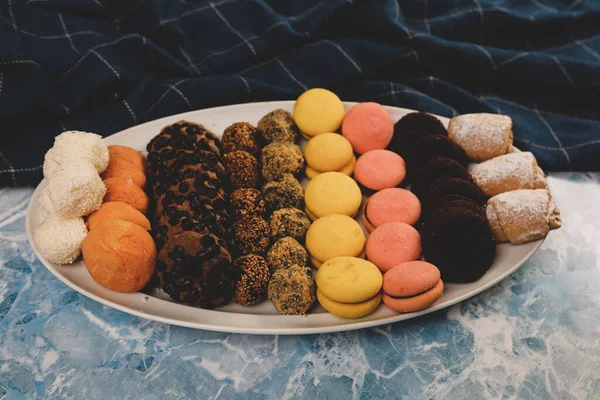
26,101,545,335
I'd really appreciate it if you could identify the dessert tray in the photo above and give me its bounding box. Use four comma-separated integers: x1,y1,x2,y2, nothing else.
26,101,544,335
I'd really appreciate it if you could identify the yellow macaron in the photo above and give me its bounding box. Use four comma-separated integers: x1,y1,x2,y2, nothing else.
293,89,345,138
316,257,382,304
304,172,362,221
317,289,382,319
305,155,356,179
304,133,354,172
306,214,366,268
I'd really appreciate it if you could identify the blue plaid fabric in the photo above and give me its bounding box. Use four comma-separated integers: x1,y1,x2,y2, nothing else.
1,0,599,186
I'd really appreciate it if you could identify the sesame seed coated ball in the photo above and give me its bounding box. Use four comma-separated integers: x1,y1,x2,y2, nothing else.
233,254,270,305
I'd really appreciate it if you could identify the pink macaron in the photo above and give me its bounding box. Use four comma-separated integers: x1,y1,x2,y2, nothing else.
383,280,444,313
342,102,393,154
354,150,406,191
383,260,443,313
366,222,421,272
361,188,421,232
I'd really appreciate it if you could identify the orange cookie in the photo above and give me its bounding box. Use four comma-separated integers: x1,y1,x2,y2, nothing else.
87,201,151,231
82,219,156,292
101,157,147,188
107,145,146,171
103,177,149,214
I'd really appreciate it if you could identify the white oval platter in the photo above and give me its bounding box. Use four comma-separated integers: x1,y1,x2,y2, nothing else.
26,101,544,335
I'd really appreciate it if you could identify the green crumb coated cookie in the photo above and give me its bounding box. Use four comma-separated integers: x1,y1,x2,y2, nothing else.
269,207,311,242
258,109,300,144
262,174,304,213
261,142,304,182
268,265,315,315
266,237,308,274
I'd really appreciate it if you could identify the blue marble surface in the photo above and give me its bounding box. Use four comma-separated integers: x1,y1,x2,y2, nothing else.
1,173,599,399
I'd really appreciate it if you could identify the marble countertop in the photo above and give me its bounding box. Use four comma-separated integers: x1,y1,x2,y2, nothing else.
0,173,599,399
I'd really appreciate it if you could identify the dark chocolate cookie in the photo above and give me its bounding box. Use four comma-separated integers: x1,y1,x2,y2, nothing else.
413,135,469,168
422,177,486,207
422,208,496,283
157,231,239,308
411,157,472,200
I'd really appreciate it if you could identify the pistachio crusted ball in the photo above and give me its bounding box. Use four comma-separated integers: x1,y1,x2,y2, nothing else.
223,150,259,189
233,215,271,255
266,237,308,274
268,265,316,315
262,174,304,213
270,207,311,242
229,188,266,219
222,122,260,156
258,109,300,144
261,142,304,182
234,254,270,305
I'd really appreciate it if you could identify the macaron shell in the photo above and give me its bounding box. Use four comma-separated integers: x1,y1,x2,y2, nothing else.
383,261,441,297
304,133,354,172
361,199,376,233
364,188,421,227
310,244,366,269
306,214,366,264
342,102,393,154
294,89,345,137
366,222,421,272
383,280,444,313
354,150,406,191
316,257,382,303
304,172,362,220
318,289,382,319
306,156,355,179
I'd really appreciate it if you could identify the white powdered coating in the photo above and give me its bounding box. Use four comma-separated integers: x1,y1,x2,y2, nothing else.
469,152,548,197
486,189,561,244
43,131,109,179
39,187,56,219
33,216,88,264
46,160,106,218
448,113,512,162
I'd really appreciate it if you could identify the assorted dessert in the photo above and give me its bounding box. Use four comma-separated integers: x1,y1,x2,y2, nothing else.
33,87,563,320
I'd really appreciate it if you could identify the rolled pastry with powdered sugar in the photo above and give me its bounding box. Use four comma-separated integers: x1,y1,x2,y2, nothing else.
448,113,513,162
468,152,547,197
486,189,561,244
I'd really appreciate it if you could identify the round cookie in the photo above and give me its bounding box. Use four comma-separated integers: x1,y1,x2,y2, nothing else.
266,237,308,274
428,195,485,218
361,188,421,232
262,174,303,213
410,157,472,200
154,177,227,222
233,254,270,306
261,142,304,181
269,208,311,242
34,216,87,265
156,230,239,308
107,145,146,172
304,133,354,173
422,177,486,207
268,265,316,315
422,208,496,283
383,280,444,313
222,122,260,156
342,102,394,154
382,261,441,298
223,150,259,189
366,222,421,272
316,257,382,304
317,289,382,319
306,214,365,268
83,219,156,293
103,177,149,214
387,112,447,170
258,109,300,144
304,172,362,221
413,134,469,168
101,157,147,188
87,202,151,231
233,215,271,255
354,149,406,191
293,88,345,138
229,188,266,219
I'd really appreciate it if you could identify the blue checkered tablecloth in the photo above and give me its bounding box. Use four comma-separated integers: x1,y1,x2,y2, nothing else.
1,0,599,186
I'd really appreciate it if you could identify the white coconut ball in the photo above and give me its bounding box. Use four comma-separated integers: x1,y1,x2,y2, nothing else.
39,187,57,218
33,216,88,265
47,160,106,218
43,131,109,180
